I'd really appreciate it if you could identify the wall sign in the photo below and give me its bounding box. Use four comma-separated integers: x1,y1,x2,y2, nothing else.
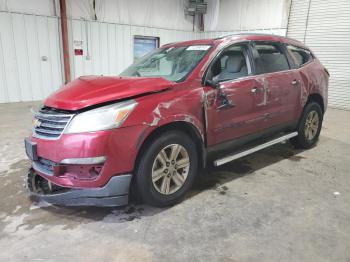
73,40,83,56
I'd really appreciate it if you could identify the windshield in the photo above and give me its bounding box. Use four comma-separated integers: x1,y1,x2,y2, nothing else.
120,45,211,82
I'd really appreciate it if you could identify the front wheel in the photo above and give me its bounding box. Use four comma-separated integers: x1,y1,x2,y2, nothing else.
291,102,323,149
134,131,198,207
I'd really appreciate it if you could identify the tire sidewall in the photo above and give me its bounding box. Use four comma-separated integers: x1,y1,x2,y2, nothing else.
135,131,198,206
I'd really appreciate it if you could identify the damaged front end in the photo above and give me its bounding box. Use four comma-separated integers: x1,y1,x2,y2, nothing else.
25,137,132,207
27,168,132,207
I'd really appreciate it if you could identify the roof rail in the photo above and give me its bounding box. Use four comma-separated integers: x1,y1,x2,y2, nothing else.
214,32,286,40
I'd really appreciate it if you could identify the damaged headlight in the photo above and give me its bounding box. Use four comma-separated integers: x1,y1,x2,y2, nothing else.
65,100,137,134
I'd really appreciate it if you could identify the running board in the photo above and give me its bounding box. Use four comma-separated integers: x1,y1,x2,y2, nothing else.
214,132,298,166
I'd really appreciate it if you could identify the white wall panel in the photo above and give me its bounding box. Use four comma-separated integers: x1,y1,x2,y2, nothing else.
68,0,194,31
214,0,291,31
12,14,32,100
47,17,62,97
24,15,43,101
37,16,54,98
0,12,21,102
0,12,63,103
0,33,7,102
0,0,56,16
288,0,350,110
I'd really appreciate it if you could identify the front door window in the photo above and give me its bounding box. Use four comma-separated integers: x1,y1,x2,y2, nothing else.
208,45,252,83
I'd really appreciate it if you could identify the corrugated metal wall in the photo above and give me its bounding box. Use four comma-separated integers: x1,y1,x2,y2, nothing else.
69,19,200,78
287,0,350,110
0,12,63,103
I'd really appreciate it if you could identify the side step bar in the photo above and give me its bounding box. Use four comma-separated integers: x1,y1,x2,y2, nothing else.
214,132,298,166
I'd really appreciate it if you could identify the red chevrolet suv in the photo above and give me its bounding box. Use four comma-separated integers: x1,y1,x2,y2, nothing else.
25,34,328,207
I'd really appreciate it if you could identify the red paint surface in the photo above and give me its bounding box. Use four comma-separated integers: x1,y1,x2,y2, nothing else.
45,76,174,110
30,34,329,189
31,125,147,188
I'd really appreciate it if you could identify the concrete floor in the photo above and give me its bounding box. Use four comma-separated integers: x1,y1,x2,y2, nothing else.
0,102,349,262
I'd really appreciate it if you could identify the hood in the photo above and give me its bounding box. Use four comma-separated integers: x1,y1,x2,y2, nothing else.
44,76,174,110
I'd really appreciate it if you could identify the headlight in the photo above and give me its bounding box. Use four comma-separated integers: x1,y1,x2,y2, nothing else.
65,100,137,134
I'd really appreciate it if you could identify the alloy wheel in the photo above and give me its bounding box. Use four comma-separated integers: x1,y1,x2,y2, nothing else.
151,144,190,195
304,110,319,141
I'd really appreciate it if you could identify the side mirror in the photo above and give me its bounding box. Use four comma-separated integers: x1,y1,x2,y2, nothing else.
205,79,219,89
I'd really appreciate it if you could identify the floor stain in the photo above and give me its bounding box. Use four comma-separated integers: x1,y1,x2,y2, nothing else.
0,160,163,235
225,159,253,174
288,155,306,162
216,185,229,195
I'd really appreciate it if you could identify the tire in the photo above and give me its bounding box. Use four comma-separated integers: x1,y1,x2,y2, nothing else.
291,102,323,149
134,131,198,207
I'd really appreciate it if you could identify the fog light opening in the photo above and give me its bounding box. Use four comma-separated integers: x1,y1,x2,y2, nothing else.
58,164,104,180
27,168,67,194
89,166,102,179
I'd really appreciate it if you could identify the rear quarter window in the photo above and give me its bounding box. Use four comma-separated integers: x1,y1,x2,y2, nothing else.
287,45,313,68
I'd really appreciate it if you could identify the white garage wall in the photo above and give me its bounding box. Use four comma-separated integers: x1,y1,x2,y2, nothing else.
209,0,291,31
0,12,63,103
69,19,200,78
287,0,350,110
0,0,56,16
68,0,195,31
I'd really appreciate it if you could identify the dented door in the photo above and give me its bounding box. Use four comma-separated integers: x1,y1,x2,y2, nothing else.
263,70,301,126
204,76,271,146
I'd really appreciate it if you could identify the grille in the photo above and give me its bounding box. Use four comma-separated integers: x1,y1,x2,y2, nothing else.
33,107,74,140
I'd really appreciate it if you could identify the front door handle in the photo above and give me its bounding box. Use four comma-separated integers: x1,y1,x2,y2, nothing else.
217,93,235,110
251,87,263,94
217,101,234,110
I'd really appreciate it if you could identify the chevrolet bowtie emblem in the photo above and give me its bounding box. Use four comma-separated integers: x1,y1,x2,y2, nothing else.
33,119,41,128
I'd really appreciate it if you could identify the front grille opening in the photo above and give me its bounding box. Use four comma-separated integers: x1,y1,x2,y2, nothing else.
33,107,75,140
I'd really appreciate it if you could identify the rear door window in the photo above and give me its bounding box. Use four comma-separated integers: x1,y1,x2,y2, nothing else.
287,45,313,67
253,43,290,74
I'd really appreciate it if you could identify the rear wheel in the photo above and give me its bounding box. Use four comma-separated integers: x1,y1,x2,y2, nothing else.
291,102,323,149
134,131,198,207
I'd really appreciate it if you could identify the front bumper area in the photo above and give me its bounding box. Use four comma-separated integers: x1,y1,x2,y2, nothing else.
24,125,151,206
26,126,146,188
27,168,132,207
